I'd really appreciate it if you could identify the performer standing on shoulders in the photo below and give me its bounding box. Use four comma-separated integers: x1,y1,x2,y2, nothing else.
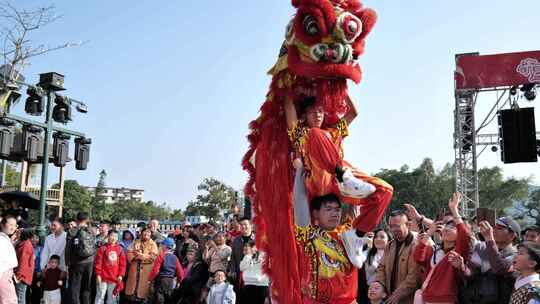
285,95,393,242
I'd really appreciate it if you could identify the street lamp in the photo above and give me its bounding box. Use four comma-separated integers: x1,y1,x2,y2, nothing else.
1,72,91,240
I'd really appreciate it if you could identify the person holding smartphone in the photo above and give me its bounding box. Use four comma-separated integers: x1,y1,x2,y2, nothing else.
412,192,472,304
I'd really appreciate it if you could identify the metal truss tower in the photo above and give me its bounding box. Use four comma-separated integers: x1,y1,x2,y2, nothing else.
453,51,540,218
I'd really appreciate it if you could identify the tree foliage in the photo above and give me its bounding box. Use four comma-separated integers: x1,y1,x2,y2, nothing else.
91,169,110,221
514,187,540,226
184,178,236,221
376,158,531,218
56,180,92,220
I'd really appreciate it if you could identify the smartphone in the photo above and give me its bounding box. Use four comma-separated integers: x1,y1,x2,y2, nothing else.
476,208,496,226
419,222,427,233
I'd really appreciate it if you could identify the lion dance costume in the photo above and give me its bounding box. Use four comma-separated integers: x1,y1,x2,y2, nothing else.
242,1,393,303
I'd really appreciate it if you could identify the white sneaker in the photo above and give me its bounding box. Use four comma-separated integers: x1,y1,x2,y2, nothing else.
338,169,376,198
341,229,367,269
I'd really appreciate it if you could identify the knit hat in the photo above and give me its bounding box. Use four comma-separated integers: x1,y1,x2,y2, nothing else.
162,237,175,249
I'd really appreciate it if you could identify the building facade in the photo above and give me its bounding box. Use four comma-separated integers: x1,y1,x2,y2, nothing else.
86,186,144,204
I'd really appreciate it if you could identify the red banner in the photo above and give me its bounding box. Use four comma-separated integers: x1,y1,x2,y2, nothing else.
455,50,540,90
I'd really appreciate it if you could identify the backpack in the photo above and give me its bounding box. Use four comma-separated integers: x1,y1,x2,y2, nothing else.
73,227,96,259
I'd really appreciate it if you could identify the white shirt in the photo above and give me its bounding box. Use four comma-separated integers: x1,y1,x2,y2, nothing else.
240,253,270,286
207,282,236,304
363,249,384,284
40,231,67,271
514,273,540,304
0,232,17,273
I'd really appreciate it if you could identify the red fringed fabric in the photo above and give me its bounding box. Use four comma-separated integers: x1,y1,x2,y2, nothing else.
243,76,303,304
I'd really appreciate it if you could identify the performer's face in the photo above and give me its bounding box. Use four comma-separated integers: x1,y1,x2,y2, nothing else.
313,201,341,230
305,105,325,128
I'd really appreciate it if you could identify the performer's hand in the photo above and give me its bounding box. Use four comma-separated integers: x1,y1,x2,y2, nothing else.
479,221,495,241
96,275,102,284
404,203,421,222
293,158,303,170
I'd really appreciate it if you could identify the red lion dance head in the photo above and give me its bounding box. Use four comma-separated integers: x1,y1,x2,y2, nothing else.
242,1,376,303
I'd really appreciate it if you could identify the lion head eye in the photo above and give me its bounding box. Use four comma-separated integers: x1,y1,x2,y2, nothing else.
336,12,362,43
303,15,320,36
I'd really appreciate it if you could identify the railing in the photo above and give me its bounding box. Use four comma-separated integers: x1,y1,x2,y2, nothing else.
0,186,61,204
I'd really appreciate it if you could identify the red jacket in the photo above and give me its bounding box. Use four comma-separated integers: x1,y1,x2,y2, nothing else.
15,239,35,285
413,222,471,303
148,248,184,282
94,243,126,284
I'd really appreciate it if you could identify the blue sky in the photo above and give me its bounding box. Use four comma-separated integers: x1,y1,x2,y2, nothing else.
12,1,540,209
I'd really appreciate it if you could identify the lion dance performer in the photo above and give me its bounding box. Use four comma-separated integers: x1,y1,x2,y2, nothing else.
242,1,393,303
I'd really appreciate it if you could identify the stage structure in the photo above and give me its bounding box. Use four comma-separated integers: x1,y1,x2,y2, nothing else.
454,50,540,218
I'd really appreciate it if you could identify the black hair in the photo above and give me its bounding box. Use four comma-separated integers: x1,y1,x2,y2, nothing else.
366,229,391,265
214,269,227,276
51,216,63,224
298,96,317,117
244,239,256,248
520,244,540,271
311,194,341,211
389,209,410,221
76,212,88,222
239,217,251,223
20,228,34,241
1,214,17,226
49,254,61,262
107,230,117,236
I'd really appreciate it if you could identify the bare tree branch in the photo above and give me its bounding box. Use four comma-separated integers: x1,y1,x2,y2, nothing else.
0,1,83,97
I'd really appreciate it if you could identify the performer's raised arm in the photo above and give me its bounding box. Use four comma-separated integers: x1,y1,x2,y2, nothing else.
293,159,310,228
284,96,298,130
343,96,359,125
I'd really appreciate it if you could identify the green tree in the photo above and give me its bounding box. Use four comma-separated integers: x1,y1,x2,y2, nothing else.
477,167,531,213
376,158,454,218
91,169,112,221
375,159,530,218
514,187,540,225
56,180,92,220
4,162,20,187
184,178,236,221
171,209,184,221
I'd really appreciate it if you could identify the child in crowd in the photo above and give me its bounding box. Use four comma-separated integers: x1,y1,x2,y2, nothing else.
240,240,269,304
148,237,184,304
30,233,43,304
38,255,65,304
368,281,388,304
206,270,235,304
509,242,540,304
94,230,126,304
